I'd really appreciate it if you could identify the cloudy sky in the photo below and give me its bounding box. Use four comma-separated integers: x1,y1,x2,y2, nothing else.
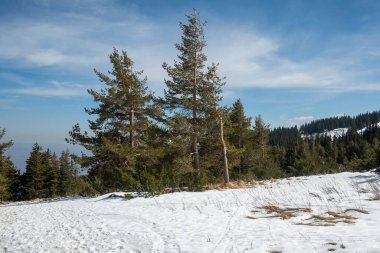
1,0,380,169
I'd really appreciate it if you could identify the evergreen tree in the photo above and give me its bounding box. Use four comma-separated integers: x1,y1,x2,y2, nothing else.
229,99,252,149
67,48,163,192
58,150,82,196
24,143,45,199
201,64,230,183
163,10,224,175
0,128,15,201
58,150,71,196
44,152,59,197
250,116,280,178
227,99,252,178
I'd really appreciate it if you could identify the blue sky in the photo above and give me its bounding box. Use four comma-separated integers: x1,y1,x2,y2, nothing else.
1,0,380,169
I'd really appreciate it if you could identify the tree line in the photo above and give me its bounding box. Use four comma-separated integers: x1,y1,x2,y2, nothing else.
0,132,91,201
271,124,380,176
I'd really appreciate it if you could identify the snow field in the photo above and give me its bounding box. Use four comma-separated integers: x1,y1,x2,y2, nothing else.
1,171,379,252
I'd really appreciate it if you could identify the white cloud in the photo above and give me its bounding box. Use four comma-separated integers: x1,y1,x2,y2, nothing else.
204,24,380,92
13,81,92,98
26,50,67,66
288,116,314,126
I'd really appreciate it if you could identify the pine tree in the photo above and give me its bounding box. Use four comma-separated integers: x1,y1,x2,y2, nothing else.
58,150,71,196
24,143,45,199
44,152,59,197
58,150,82,196
250,115,280,178
67,48,163,192
227,99,252,178
0,128,14,201
163,10,224,175
229,99,252,149
202,64,230,183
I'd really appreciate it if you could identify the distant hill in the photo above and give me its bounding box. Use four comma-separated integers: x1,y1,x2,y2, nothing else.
270,110,380,146
299,110,380,135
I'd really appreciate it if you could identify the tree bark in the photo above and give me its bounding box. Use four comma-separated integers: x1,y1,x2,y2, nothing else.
130,108,134,148
193,40,200,171
220,117,229,183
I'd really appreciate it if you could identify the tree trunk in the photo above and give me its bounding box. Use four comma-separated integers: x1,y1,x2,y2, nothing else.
193,45,200,171
220,117,229,183
130,108,134,148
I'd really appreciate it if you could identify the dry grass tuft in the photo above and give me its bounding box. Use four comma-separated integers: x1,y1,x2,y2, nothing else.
205,180,256,190
369,195,380,201
344,208,369,214
342,219,356,224
248,179,257,187
295,222,335,227
249,203,368,225
0,201,12,205
250,205,312,220
326,211,357,220
297,209,363,226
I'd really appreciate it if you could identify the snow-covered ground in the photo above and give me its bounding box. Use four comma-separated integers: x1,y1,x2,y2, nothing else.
1,171,380,253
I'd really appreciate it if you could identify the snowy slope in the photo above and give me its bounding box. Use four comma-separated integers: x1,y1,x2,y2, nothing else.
302,122,380,139
357,122,380,134
1,171,380,253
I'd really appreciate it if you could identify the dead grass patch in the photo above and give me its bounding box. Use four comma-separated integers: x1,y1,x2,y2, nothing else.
298,210,361,226
295,222,335,226
249,204,368,226
250,205,311,220
206,180,256,190
369,195,380,201
0,201,12,205
344,208,369,214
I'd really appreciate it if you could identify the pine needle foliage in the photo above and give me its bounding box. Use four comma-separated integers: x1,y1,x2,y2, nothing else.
67,48,164,192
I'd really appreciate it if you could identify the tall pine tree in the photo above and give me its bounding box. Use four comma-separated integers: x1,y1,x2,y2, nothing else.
67,48,163,192
24,143,45,199
0,128,18,201
163,10,225,176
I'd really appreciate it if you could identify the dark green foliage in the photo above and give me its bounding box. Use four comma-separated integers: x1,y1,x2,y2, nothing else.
67,48,164,193
249,116,282,179
228,99,252,149
24,143,45,199
272,117,380,176
270,126,300,148
163,11,224,173
18,144,86,200
58,150,83,196
162,10,231,185
226,99,252,179
0,128,20,201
